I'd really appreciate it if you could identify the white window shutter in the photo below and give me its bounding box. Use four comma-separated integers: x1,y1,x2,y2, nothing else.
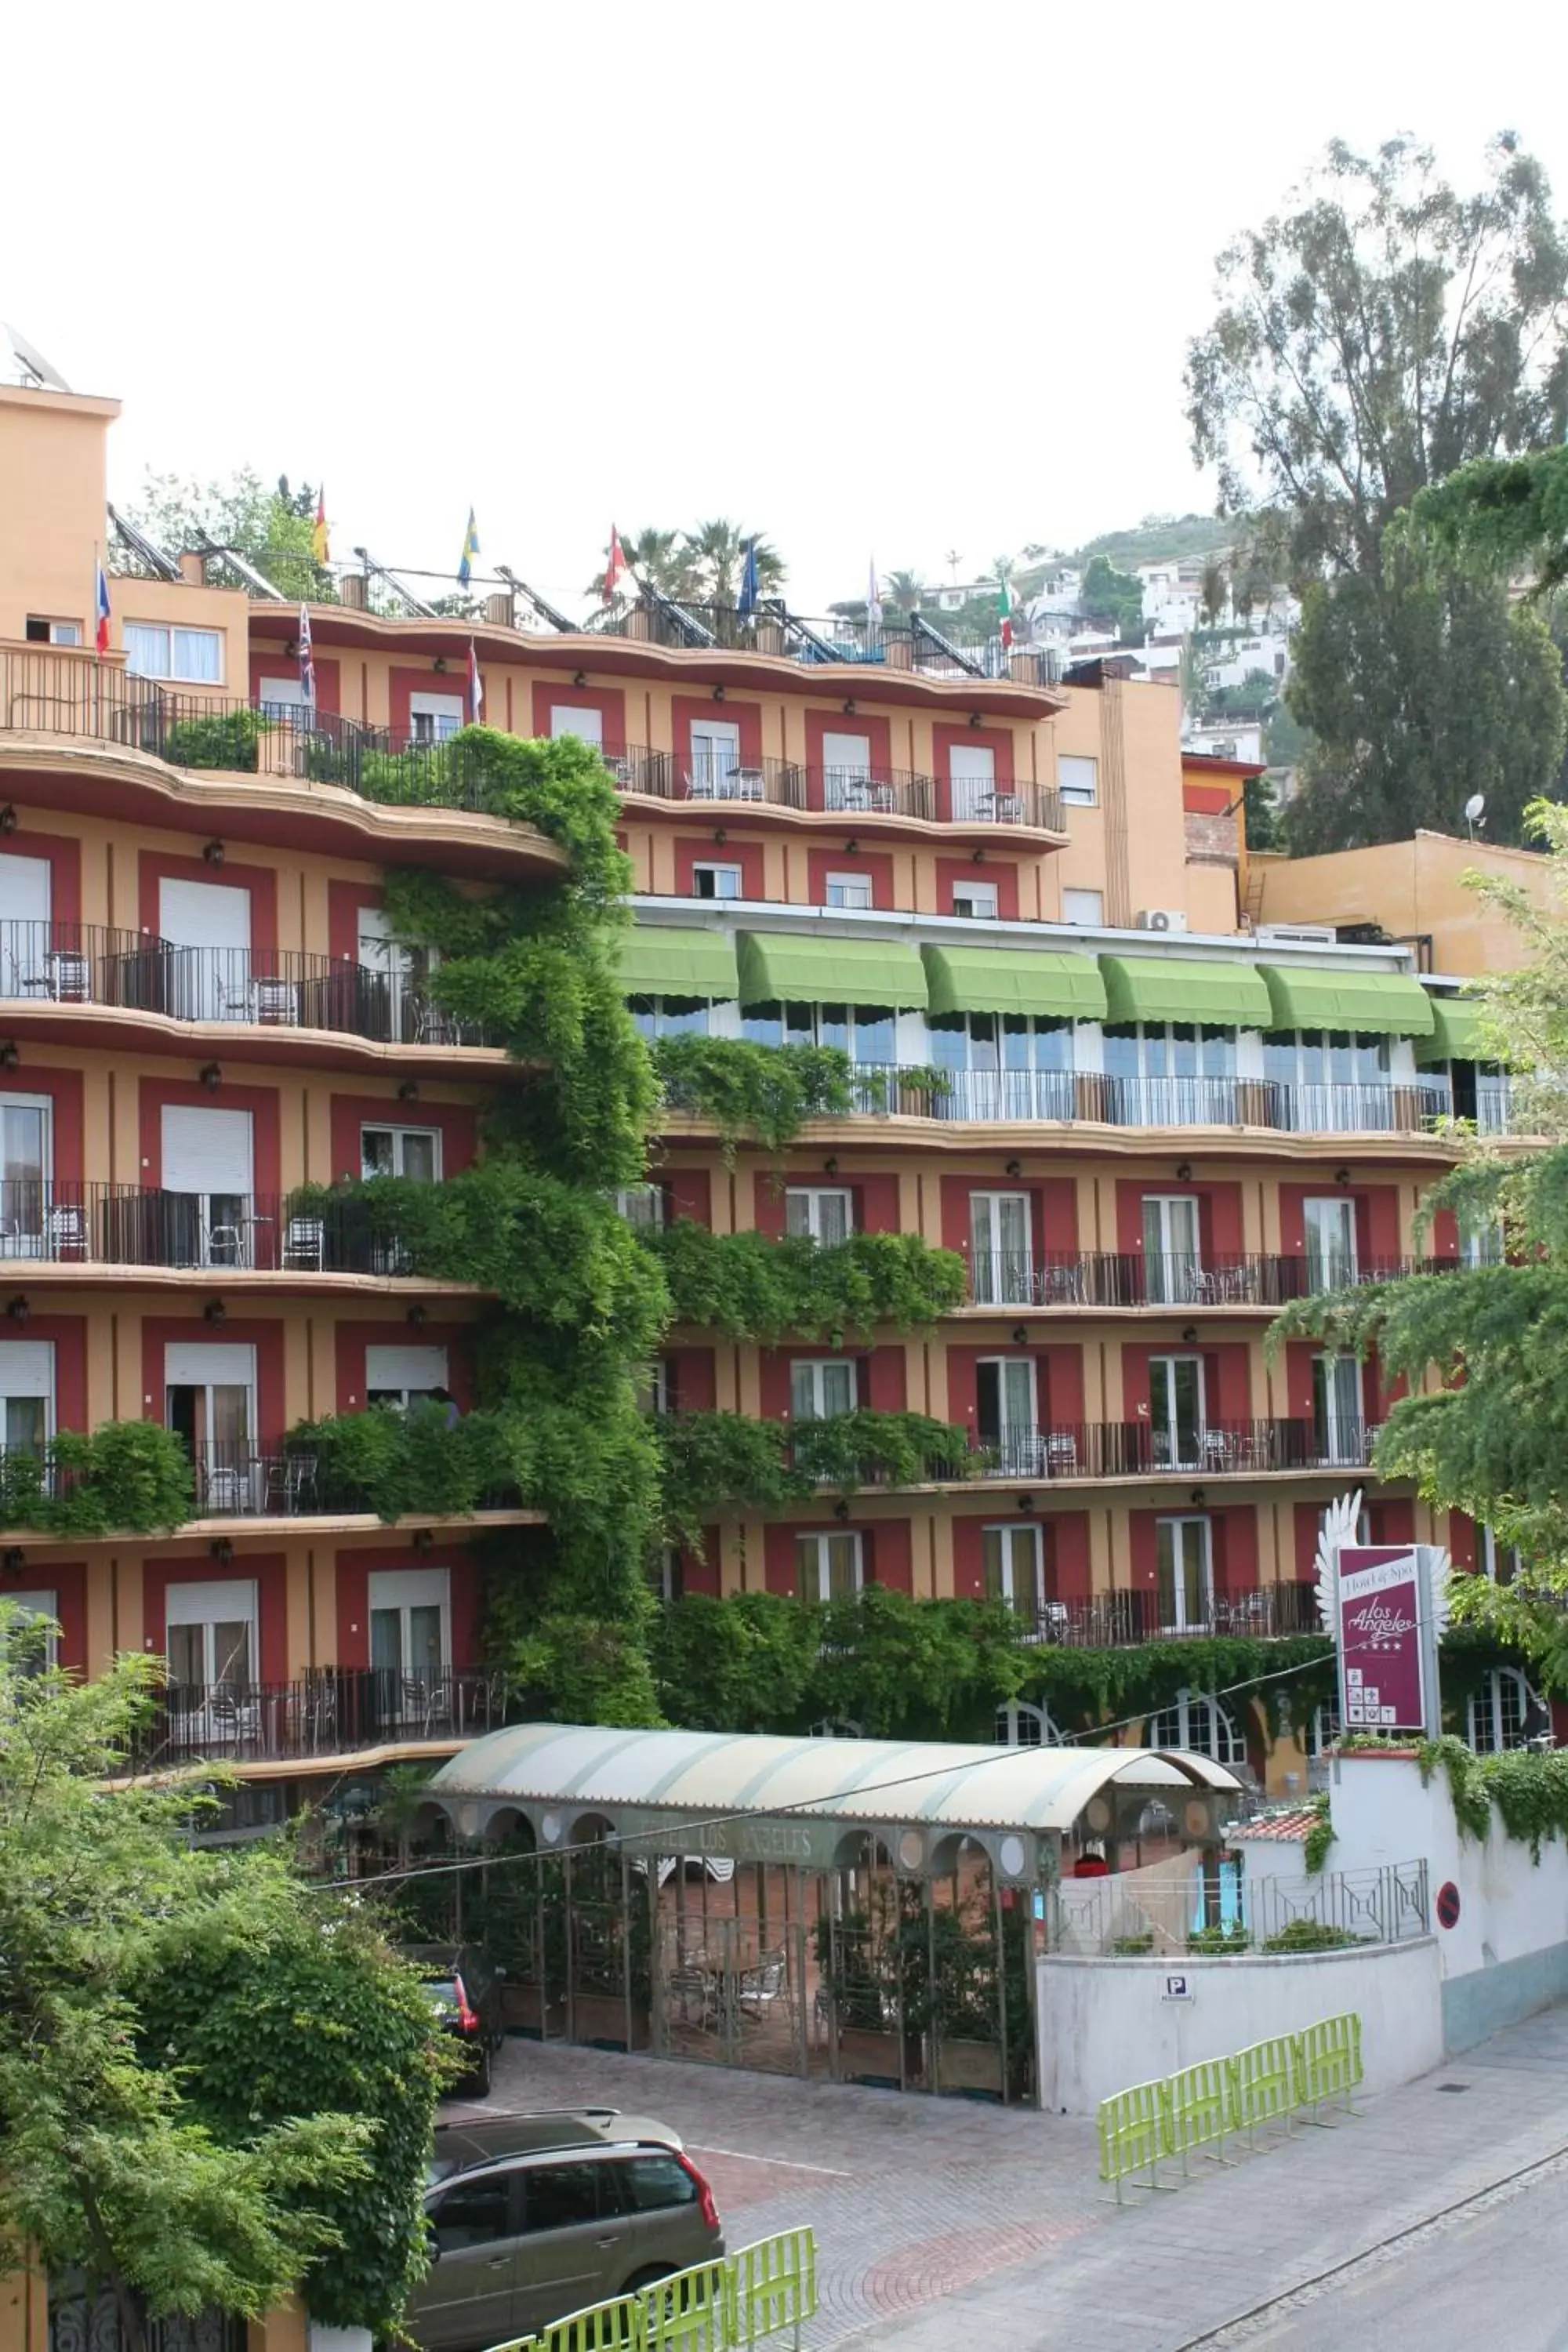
0,1340,54,1396
162,1108,254,1195
365,1346,448,1392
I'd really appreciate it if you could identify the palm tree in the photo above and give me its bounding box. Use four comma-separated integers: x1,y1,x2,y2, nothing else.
884,569,926,615
681,519,786,608
582,525,691,603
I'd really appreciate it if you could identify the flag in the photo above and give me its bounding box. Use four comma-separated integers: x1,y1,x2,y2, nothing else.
94,562,111,655
998,574,1014,653
738,539,759,618
458,507,480,589
311,490,330,567
467,637,484,724
298,602,316,704
867,557,883,637
603,526,630,605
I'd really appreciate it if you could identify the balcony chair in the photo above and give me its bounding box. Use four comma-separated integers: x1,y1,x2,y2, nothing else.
280,1450,320,1513
1201,1428,1238,1472
736,1953,791,2021
205,1684,261,1753
249,975,299,1026
283,1215,326,1272
1045,1432,1079,1476
44,1203,87,1261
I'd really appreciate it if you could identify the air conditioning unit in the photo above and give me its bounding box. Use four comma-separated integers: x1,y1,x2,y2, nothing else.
1135,908,1189,933
1256,922,1337,947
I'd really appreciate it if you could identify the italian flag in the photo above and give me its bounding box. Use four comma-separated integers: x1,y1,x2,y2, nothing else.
998,575,1014,652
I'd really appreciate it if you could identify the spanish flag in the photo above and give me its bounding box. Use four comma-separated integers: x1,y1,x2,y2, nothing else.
311,491,330,567
458,507,480,589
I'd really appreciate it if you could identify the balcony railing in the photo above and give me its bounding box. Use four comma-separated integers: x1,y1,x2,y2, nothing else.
994,1581,1323,1647
961,1419,1378,1481
965,1250,1434,1308
128,1666,505,1767
0,920,491,1047
586,599,1059,686
830,1066,1467,1134
0,1185,438,1275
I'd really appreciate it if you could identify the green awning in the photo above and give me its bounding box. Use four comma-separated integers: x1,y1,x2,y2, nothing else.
922,944,1106,1022
1416,998,1494,1066
619,926,739,1000
1261,966,1436,1038
737,931,928,1010
1099,955,1272,1029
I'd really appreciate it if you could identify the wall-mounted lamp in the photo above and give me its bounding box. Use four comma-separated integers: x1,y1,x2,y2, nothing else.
284,640,299,662
397,1079,420,1102
5,1297,29,1326
971,847,986,864
1189,1487,1207,1508
572,670,587,689
2,1548,26,1575
1335,1167,1352,1186
1015,1494,1034,1515
0,1044,18,1073
833,1499,851,1523
433,655,448,674
713,828,728,847
712,684,726,702
209,1537,234,1565
0,807,17,835
1181,1325,1199,1346
203,1298,227,1327
823,1156,839,1175
412,1528,435,1554
1004,1158,1022,1178
1012,1326,1029,1347
407,1303,430,1327
968,710,984,728
199,1062,222,1092
842,699,857,717
844,837,860,856
202,839,225,867
1175,1162,1192,1183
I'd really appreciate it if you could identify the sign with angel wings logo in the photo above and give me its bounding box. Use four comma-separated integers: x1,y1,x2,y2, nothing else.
1315,1490,1448,1737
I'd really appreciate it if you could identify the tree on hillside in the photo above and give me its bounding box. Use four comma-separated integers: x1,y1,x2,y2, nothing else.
0,1624,444,2347
1272,800,1568,1682
1079,554,1145,644
1189,135,1568,854
121,470,335,601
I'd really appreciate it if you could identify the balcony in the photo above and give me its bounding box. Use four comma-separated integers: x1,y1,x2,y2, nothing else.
127,1665,504,1769
608,747,1063,830
994,1581,1323,1647
587,598,1059,686
965,1250,1435,1309
187,1441,521,1519
837,1065,1465,1134
960,1419,1378,1483
0,922,491,1047
0,1184,445,1278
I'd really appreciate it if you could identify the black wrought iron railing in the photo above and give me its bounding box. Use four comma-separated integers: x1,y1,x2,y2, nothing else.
963,1250,1434,1308
0,1185,440,1275
996,1581,1322,1647
128,1665,505,1766
957,1419,1379,1481
187,1441,521,1518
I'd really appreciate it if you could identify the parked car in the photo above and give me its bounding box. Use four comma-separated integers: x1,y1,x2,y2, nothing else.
430,2107,685,2183
405,1943,505,2097
412,2140,724,2350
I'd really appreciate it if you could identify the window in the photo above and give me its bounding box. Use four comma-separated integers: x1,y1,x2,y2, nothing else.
549,706,604,746
1468,1667,1542,1754
628,994,711,1039
1312,1354,1363,1465
0,1094,53,1259
1319,1501,1371,1548
1480,1526,1523,1584
1303,1196,1358,1290
636,1359,673,1416
162,1105,255,1268
369,1567,450,1689
4,1591,57,1675
522,2162,604,2234
982,1523,1043,1612
361,1124,441,1181
1058,755,1098,806
948,742,996,822
1156,1515,1213,1632
0,1338,54,1455
1103,1025,1237,1121
741,1001,896,1067
1460,1212,1506,1269
796,1530,862,1602
976,1356,1038,1473
408,691,465,744
820,731,873,810
951,881,999,920
1147,1354,1205,1469
825,873,873,910
691,863,742,902
256,673,314,718
165,1578,256,1695
927,1010,1074,1120
365,1345,449,1411
1062,888,1104,926
165,1341,256,1507
971,1190,1033,1305
158,875,252,1023
653,1543,682,1603
610,2154,698,2215
790,1358,857,1421
124,623,223,684
996,1697,1062,1748
615,1184,665,1231
431,2176,514,2252
25,617,82,646
687,720,741,791
1265,1030,1392,1128
1144,1688,1245,1765
1142,1194,1202,1305
786,1187,853,1245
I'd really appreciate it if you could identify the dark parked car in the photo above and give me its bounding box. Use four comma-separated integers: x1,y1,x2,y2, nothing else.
405,1943,505,2097
413,2140,724,2350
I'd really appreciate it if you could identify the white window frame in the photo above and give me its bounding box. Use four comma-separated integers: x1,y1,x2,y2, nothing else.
549,706,604,746
1145,1687,1245,1765
1142,1192,1203,1304
3,1589,58,1673
615,1184,665,1231
1061,887,1104,926
1312,1352,1363,1465
0,1093,55,1261
691,862,742,902
1058,754,1099,807
164,1577,258,1692
0,1338,55,1455
1468,1666,1541,1755
950,880,1000,920
361,1123,442,1182
637,1359,674,1416
1156,1514,1214,1633
970,1189,1033,1306
825,873,873,910
368,1566,452,1693
796,1529,863,1602
996,1697,1062,1748
123,622,224,685
407,691,465,745
28,619,82,647
789,1357,858,1421
982,1521,1044,1611
1303,1196,1359,1288
1480,1526,1523,1583
365,1344,450,1411
785,1186,854,1246
1147,1352,1206,1469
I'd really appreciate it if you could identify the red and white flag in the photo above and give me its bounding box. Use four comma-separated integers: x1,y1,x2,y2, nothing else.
603,526,630,604
467,637,484,724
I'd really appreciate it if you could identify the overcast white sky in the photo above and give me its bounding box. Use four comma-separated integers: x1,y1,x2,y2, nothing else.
5,2,1566,614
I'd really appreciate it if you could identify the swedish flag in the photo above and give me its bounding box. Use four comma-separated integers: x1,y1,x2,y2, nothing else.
458,507,480,588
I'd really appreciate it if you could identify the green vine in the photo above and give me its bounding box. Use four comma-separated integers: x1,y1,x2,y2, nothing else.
1302,1792,1335,1874
652,1036,950,1159
656,1409,972,1547
1419,1732,1568,1858
646,1222,967,1343
0,1423,193,1537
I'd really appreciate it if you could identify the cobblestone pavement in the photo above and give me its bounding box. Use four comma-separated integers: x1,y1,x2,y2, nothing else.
445,2003,1568,2350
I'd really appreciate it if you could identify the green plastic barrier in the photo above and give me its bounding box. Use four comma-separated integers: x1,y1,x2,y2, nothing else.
728,2227,817,2349
1229,2034,1298,2140
1098,2075,1171,2198
493,2230,818,2352
1097,2013,1365,2198
1294,2013,1363,2115
647,2261,728,2352
1167,2056,1232,2168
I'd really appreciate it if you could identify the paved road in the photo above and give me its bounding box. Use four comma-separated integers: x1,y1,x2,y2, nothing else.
449,2001,1568,2350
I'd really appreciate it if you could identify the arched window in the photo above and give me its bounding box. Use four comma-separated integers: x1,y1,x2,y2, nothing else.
995,1699,1062,1748
1144,1688,1246,1766
1468,1668,1541,1754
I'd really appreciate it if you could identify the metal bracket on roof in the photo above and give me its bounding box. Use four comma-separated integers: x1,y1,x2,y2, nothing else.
351,546,440,620
634,577,718,649
495,566,575,634
105,503,183,583
195,537,289,602
911,610,985,678
770,601,843,664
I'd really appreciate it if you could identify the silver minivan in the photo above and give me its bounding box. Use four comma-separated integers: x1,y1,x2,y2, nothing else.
414,2140,724,2349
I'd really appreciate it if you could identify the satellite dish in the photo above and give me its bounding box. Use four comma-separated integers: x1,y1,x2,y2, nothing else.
2,321,72,394
1464,793,1486,825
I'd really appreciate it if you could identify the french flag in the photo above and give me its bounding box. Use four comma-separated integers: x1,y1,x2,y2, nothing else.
95,562,111,655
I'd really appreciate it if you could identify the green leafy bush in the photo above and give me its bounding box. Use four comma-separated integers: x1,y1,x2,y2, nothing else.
162,708,263,772
646,1221,967,1342
1261,1918,1359,1952
0,1422,193,1537
653,1036,858,1156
